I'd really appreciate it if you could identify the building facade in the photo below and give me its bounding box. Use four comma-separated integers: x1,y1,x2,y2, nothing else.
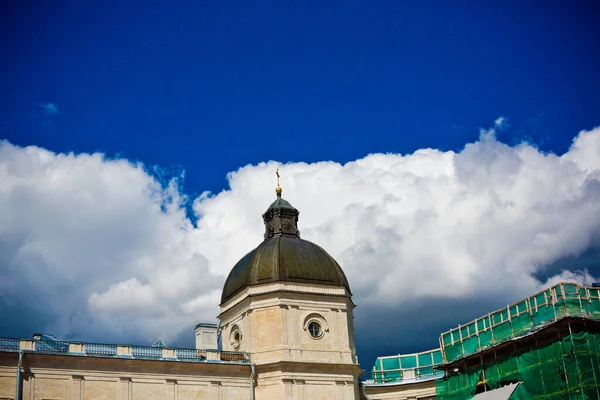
0,188,362,400
218,188,361,398
1,187,598,400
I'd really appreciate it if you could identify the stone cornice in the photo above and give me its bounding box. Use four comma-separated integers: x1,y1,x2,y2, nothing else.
220,282,351,314
255,360,363,375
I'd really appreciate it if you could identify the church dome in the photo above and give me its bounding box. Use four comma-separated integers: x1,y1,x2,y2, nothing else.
220,189,351,304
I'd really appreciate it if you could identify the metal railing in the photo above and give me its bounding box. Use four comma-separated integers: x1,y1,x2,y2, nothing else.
0,338,20,350
131,345,162,358
0,337,251,364
368,366,445,384
35,340,69,353
415,365,445,379
220,351,250,362
176,348,207,360
85,343,117,356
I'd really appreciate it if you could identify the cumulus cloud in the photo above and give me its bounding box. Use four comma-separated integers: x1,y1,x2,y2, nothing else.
0,122,599,349
0,145,219,341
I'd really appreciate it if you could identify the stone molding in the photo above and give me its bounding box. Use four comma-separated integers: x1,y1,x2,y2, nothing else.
221,282,350,313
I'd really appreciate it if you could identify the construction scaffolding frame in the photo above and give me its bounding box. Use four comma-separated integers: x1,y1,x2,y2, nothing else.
436,317,600,399
440,283,600,364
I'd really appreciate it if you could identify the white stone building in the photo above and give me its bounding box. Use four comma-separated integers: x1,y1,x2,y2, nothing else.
0,188,434,399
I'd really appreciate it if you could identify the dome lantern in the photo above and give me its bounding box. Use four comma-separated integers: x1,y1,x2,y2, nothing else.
220,171,350,305
262,190,300,239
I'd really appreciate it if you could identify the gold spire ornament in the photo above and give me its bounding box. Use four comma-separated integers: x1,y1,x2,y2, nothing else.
275,169,282,195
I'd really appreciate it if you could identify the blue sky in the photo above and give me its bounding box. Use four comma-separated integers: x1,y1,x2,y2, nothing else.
3,1,600,194
1,1,600,371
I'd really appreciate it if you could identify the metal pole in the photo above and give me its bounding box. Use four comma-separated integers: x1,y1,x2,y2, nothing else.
250,363,255,400
557,328,573,400
16,352,23,400
567,320,586,397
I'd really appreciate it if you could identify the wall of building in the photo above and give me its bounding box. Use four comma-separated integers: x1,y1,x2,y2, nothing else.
362,379,437,400
0,352,251,400
219,282,361,399
219,283,358,365
255,363,359,400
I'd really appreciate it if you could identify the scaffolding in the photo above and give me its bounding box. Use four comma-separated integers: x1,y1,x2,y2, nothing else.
435,283,600,399
436,318,600,399
371,348,445,384
365,282,600,398
440,283,600,364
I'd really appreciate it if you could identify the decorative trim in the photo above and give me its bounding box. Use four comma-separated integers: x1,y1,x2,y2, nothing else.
221,282,349,313
303,313,328,340
229,325,242,351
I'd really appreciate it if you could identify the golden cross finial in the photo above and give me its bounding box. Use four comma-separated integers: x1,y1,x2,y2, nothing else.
275,169,282,195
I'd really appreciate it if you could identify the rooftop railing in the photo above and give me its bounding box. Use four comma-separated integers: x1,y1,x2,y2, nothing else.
85,343,117,356
35,340,69,353
368,348,445,385
131,345,162,359
220,351,250,362
0,338,250,364
364,366,445,385
0,338,20,351
176,348,207,359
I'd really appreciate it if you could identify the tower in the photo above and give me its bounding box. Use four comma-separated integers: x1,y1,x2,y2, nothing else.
218,177,361,399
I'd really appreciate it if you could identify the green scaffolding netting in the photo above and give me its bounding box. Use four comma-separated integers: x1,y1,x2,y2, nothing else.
435,331,600,400
441,283,600,363
372,348,444,383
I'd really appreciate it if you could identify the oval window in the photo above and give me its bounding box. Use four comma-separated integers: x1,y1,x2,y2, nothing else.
233,331,241,349
307,321,323,339
230,326,242,350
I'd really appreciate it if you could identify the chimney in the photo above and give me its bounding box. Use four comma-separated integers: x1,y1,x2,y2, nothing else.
194,323,218,350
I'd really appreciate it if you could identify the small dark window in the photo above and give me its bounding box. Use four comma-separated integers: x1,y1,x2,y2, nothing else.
308,321,322,338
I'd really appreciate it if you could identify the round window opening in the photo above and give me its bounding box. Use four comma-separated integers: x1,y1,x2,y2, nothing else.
307,321,323,339
231,328,242,350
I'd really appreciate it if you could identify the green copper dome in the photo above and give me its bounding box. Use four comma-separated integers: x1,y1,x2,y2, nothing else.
220,192,351,304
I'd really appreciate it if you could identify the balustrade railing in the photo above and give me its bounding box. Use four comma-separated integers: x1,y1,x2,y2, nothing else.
131,345,163,358
0,337,250,364
0,338,20,350
85,343,118,356
35,340,69,353
176,348,207,360
220,351,249,362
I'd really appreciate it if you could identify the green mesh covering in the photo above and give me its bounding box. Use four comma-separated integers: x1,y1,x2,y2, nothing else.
436,331,600,400
368,283,600,392
418,352,433,367
400,354,417,368
372,348,445,383
441,283,600,363
435,370,480,400
380,356,399,370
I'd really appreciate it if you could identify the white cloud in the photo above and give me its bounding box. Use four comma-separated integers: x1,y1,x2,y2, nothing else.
539,269,597,290
494,116,508,130
0,122,599,344
39,102,58,116
0,144,218,341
